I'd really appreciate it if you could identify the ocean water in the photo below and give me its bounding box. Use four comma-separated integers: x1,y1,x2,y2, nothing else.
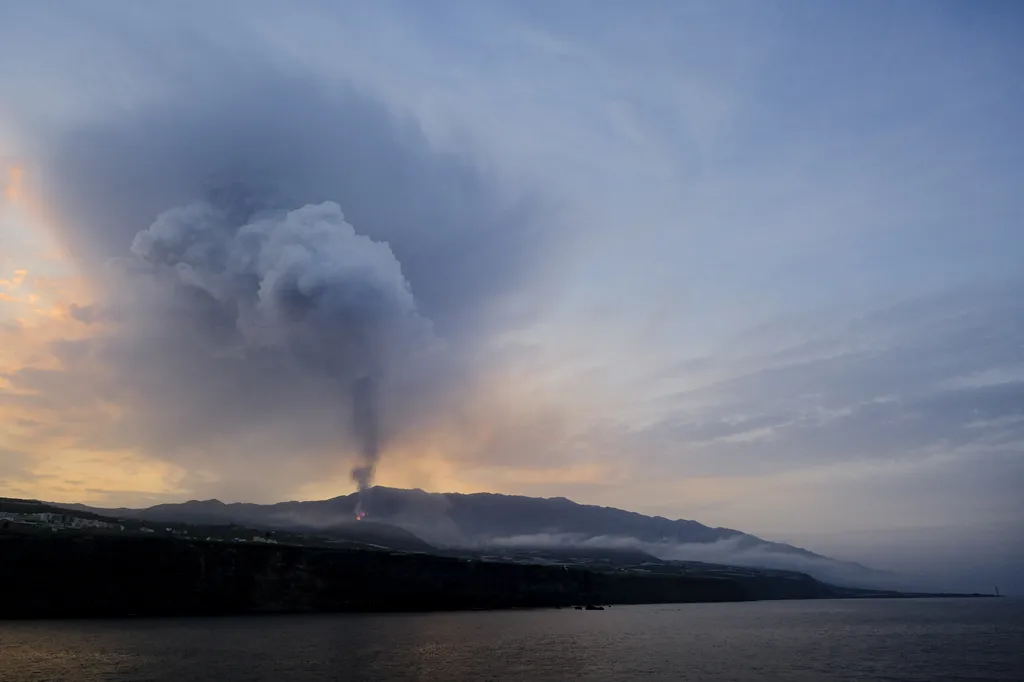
1,599,1021,681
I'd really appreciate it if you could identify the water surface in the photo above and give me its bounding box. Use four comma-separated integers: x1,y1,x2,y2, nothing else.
2,599,1022,681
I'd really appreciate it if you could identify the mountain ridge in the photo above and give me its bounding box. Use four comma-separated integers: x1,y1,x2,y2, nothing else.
59,486,888,586
63,487,772,545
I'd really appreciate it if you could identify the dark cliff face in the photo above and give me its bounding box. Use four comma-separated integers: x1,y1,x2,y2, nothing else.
0,534,750,618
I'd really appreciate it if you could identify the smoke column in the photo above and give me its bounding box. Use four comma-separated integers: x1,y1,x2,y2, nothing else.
7,43,555,505
350,375,380,517
128,198,433,501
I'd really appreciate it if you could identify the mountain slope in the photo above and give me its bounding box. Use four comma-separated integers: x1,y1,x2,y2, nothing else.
61,486,885,586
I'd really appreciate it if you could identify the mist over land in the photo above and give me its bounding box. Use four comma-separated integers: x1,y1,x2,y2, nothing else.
61,486,1012,595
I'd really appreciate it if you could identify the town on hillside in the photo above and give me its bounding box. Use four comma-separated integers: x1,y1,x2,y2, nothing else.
0,499,279,545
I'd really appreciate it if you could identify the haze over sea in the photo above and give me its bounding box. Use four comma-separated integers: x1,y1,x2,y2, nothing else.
2,599,1021,682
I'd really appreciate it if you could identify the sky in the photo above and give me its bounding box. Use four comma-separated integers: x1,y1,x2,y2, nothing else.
1,1,1022,590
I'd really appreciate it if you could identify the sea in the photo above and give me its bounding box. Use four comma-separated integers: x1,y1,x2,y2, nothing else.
1,599,1022,681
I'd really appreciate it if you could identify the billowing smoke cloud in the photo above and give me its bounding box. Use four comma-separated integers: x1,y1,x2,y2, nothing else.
126,199,432,497
3,16,564,501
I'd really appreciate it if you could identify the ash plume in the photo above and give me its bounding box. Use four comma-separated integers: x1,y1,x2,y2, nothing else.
5,19,559,501
126,198,432,494
350,375,381,506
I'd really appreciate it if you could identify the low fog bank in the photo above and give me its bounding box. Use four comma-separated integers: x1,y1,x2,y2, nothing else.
479,532,1007,594
65,489,1018,596
787,524,1024,596
256,491,1018,595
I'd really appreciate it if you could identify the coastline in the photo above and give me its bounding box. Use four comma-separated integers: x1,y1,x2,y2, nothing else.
0,532,993,620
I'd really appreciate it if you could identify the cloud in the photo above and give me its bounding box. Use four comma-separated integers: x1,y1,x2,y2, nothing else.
1,1,1022,593
0,447,34,487
483,530,1009,593
0,12,575,501
483,531,901,589
626,286,1024,478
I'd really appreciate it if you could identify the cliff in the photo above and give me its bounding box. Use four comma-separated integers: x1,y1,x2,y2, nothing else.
0,533,750,618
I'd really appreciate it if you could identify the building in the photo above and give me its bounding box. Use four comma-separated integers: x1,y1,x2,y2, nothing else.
2,511,118,530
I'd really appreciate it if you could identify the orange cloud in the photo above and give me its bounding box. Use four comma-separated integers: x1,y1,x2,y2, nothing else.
5,166,24,204
0,267,28,289
0,446,189,507
2,165,72,267
0,303,187,505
